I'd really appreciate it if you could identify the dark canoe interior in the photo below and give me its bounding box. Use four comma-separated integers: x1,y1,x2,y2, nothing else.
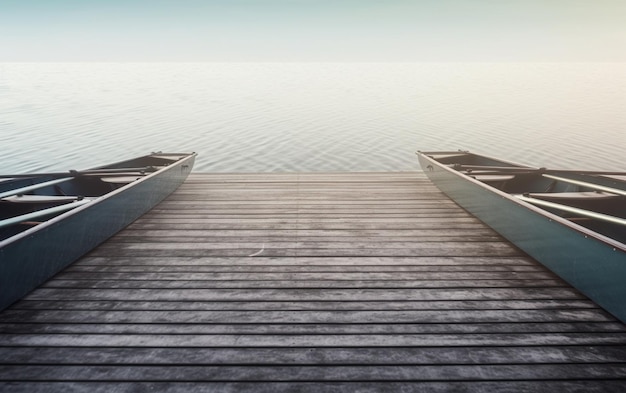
89,154,189,171
424,152,529,168
0,154,187,242
425,152,626,245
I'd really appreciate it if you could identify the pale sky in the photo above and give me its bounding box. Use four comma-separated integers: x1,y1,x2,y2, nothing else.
1,0,625,62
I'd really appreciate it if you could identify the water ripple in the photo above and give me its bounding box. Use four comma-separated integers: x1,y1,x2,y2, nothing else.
0,63,624,173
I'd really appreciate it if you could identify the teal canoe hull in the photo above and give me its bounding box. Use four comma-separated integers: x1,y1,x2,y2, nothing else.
418,152,626,322
0,153,196,310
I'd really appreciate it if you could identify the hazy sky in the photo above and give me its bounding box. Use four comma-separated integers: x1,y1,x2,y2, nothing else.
1,0,625,62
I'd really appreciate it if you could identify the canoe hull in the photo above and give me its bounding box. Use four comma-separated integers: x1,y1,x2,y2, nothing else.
0,154,195,310
418,152,626,322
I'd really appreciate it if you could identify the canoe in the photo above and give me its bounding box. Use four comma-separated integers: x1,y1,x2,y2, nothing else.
0,152,196,310
417,150,626,322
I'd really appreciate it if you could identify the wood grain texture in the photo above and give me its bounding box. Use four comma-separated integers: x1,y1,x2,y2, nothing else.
1,171,625,391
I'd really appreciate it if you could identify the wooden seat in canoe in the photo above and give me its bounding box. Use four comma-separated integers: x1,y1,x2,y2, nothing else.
525,191,617,201
1,195,91,203
99,176,143,184
151,155,186,161
471,174,516,183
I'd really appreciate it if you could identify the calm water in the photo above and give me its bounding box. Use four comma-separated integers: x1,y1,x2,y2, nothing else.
0,63,624,174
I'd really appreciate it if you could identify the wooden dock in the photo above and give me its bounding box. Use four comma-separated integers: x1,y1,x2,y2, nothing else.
1,172,625,392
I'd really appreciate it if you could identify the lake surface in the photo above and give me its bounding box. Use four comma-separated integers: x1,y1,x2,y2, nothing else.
1,63,624,174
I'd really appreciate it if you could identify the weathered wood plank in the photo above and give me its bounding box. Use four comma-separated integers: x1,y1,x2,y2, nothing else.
124,222,489,231
95,237,516,246
74,256,536,266
139,213,474,220
162,193,446,201
86,248,524,258
24,287,584,301
1,346,625,365
1,381,624,393
130,217,482,224
182,172,426,182
1,309,613,325
93,240,517,251
105,236,507,244
41,278,568,289
0,332,624,346
64,264,544,273
156,201,460,209
145,205,465,211
146,207,463,214
2,322,624,335
174,186,438,193
11,299,598,311
2,364,626,382
50,271,554,281
110,229,501,238
158,198,454,205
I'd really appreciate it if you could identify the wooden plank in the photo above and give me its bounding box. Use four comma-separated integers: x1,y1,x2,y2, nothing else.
166,185,442,190
154,203,459,211
11,299,597,311
73,256,536,266
0,381,623,393
110,229,501,238
64,264,544,273
72,255,532,265
173,189,441,195
143,211,468,218
181,173,425,179
127,216,483,224
85,248,524,258
137,213,474,220
146,204,463,210
156,200,459,207
92,241,517,250
124,223,491,231
0,331,624,346
105,235,507,244
50,271,554,281
40,278,568,289
22,287,587,302
1,346,625,365
162,196,448,202
2,322,624,335
166,191,443,198
1,364,626,382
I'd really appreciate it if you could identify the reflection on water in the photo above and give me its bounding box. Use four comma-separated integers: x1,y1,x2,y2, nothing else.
0,63,624,173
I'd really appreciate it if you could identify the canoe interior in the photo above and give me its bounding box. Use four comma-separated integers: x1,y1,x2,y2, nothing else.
422,152,529,168
90,154,191,170
0,153,192,243
420,151,626,245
